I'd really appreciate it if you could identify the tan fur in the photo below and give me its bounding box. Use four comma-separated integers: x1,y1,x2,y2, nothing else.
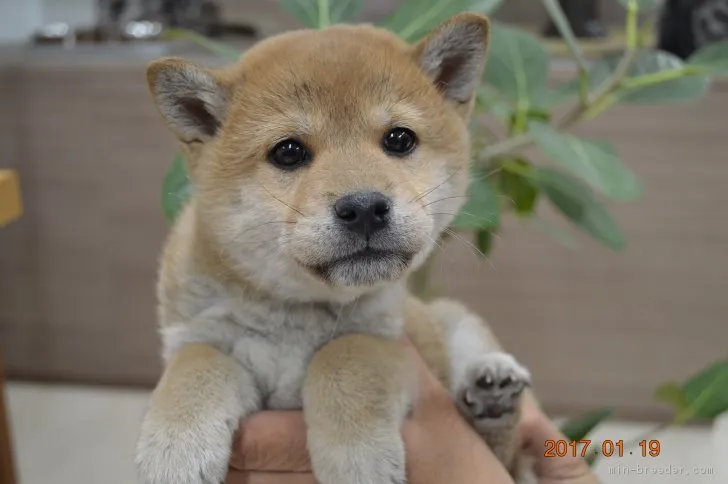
137,13,536,484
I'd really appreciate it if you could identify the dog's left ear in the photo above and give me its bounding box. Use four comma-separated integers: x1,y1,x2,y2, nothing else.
414,13,490,107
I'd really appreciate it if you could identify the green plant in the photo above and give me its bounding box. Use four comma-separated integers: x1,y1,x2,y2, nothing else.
159,0,728,457
560,358,728,465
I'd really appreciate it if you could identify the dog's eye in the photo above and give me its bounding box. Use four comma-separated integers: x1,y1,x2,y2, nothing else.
269,139,311,170
382,128,417,156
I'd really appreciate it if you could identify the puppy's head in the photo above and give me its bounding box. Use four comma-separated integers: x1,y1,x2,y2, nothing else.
148,13,489,300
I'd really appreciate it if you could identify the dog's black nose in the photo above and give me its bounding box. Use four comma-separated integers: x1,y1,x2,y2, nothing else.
334,191,392,237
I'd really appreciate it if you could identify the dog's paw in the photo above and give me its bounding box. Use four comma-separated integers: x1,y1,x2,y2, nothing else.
135,414,237,484
309,430,406,484
457,352,530,426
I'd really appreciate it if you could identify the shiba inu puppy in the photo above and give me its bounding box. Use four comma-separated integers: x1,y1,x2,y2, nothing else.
136,12,535,484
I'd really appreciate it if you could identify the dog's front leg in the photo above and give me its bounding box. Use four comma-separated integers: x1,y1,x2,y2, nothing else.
136,343,260,484
303,335,417,484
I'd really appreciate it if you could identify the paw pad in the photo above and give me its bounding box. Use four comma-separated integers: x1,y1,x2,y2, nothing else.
459,352,531,421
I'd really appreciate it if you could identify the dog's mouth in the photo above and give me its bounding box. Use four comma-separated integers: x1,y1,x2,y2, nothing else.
329,248,406,265
305,247,414,286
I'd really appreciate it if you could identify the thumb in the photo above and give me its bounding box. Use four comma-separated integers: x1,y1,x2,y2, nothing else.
521,413,599,483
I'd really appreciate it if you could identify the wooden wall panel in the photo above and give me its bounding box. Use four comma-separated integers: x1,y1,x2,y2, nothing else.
0,47,726,419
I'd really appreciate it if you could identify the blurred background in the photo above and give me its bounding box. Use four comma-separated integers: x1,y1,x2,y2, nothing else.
0,0,726,483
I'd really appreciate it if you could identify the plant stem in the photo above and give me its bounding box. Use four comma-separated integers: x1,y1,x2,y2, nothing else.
595,0,639,99
557,0,639,129
626,0,639,49
479,133,534,161
540,0,588,72
620,67,688,89
637,8,661,49
581,93,617,120
501,158,532,177
622,421,671,452
317,0,330,28
512,108,529,135
578,67,589,105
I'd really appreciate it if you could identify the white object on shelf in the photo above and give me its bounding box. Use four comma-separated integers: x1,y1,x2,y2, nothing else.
713,412,728,480
0,0,43,43
0,0,96,44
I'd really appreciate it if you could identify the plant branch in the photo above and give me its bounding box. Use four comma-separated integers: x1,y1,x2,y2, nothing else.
541,0,587,72
540,0,589,104
556,0,640,129
475,0,694,164
621,67,688,89
590,0,640,102
578,68,589,105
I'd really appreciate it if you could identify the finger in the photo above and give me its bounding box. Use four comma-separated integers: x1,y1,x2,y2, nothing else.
520,411,597,482
226,471,317,484
516,394,546,445
230,411,311,472
520,408,569,450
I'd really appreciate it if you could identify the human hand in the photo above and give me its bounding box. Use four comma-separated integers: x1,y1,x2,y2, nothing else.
226,339,515,484
400,340,514,484
519,400,601,484
227,411,313,484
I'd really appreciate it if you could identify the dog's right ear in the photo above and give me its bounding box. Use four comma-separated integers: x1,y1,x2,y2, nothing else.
146,58,231,144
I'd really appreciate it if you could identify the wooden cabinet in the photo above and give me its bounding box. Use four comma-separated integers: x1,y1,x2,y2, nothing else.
0,170,19,484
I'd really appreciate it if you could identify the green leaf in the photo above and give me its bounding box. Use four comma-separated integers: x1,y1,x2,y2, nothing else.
688,40,728,76
679,359,728,421
278,0,319,28
533,80,579,109
476,229,495,255
163,29,240,61
476,85,512,120
616,0,663,11
541,0,586,68
485,23,549,112
279,0,360,28
529,123,643,201
532,168,626,250
528,217,580,249
162,154,194,223
498,159,539,215
383,0,504,42
451,169,500,230
654,382,687,411
560,408,614,442
590,50,709,104
329,0,363,24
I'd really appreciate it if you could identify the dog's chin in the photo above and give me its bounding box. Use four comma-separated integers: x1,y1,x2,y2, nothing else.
309,249,414,287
